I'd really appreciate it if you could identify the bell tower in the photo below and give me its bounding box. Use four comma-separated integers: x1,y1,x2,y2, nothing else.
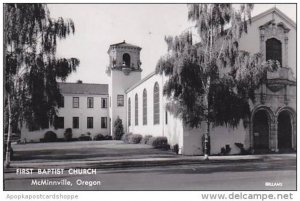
107,41,142,135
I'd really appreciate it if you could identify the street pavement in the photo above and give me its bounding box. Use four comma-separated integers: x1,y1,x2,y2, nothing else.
4,154,296,191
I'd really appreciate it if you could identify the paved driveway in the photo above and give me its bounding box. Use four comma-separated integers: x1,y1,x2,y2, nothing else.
11,141,177,163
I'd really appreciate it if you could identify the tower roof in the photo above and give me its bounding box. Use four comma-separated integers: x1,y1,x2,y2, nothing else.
108,40,141,53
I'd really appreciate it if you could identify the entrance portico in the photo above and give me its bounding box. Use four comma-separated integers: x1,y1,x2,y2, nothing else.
250,105,296,153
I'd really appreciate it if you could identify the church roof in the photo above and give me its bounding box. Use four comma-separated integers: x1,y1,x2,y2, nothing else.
59,82,108,95
126,71,156,93
251,7,296,29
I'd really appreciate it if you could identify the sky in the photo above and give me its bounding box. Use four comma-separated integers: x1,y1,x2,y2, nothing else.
48,4,296,84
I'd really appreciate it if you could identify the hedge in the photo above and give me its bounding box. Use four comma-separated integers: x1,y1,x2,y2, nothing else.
121,133,132,143
128,134,142,144
140,135,152,144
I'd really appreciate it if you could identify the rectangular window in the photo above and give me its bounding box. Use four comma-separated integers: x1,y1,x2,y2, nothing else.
73,97,79,108
58,96,64,108
87,117,93,129
73,117,79,129
101,117,108,129
87,97,94,108
54,117,64,129
117,95,124,107
101,98,108,108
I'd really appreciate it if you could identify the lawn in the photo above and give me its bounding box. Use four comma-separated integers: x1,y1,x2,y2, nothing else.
11,140,177,163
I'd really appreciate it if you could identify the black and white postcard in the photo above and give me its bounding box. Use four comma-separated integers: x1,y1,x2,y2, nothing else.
2,2,298,200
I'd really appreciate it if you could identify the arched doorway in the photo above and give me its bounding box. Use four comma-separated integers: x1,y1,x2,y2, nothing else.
277,110,293,151
253,110,270,151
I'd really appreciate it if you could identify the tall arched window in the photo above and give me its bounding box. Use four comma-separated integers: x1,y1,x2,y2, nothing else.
123,53,131,67
266,38,282,66
143,89,147,125
153,82,160,125
128,98,131,126
135,93,138,126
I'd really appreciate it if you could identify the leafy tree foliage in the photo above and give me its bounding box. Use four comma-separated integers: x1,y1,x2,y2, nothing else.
156,4,278,158
4,4,79,166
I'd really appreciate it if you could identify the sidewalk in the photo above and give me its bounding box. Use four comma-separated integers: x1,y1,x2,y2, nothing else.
4,153,296,173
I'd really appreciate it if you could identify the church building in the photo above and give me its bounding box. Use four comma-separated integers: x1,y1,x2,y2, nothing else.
21,7,296,155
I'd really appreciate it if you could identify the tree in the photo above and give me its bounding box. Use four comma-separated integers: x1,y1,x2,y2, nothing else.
4,4,80,167
113,116,124,140
156,4,278,159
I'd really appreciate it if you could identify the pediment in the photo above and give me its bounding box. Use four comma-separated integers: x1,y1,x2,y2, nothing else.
259,20,290,33
252,7,295,30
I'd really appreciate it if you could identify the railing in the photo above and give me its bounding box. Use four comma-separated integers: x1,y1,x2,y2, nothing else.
267,67,294,80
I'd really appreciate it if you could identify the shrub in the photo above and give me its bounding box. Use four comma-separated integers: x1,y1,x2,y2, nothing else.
93,134,105,141
146,136,157,146
113,116,124,140
146,136,169,150
128,134,142,144
104,135,112,140
235,142,251,155
44,131,57,142
152,137,168,149
173,144,179,154
122,133,132,143
161,144,171,150
78,133,91,141
64,128,73,141
220,144,231,155
140,135,152,144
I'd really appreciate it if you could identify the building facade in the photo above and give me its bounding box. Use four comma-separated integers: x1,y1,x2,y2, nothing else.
21,7,296,155
21,83,110,141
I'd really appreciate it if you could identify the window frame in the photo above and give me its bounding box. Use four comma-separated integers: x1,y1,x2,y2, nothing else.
87,117,93,129
117,95,124,107
165,111,168,125
73,97,79,108
73,117,79,129
58,96,64,108
153,82,160,125
128,98,131,126
101,117,108,129
101,98,108,108
143,89,147,125
87,97,94,108
266,38,282,66
135,93,138,126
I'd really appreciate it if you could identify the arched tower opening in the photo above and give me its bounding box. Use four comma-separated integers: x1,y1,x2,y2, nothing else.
123,53,131,67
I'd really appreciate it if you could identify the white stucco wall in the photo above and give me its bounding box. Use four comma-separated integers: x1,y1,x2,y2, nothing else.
126,73,184,150
127,73,163,136
182,120,249,156
21,94,109,142
109,70,141,135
